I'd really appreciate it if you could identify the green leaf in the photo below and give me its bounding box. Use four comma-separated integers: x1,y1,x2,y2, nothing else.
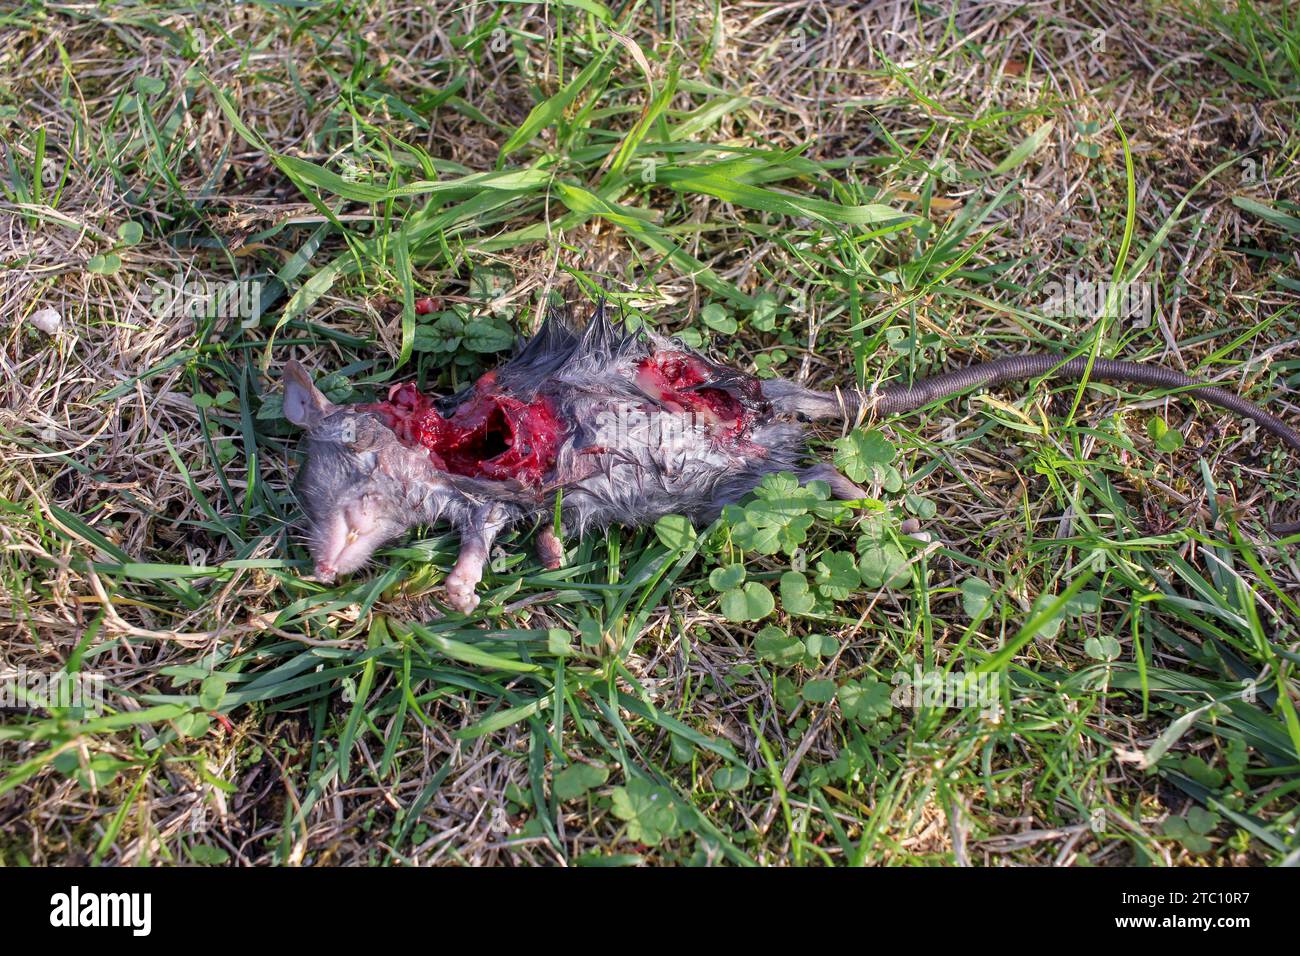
857,529,909,590
905,494,937,519
992,119,1055,175
779,570,818,616
1146,415,1185,452
654,514,696,551
610,778,681,846
750,294,778,331
198,674,227,711
833,430,901,490
1026,593,1064,639
133,75,166,96
469,265,513,303
578,615,603,648
1084,635,1122,661
86,253,122,275
413,312,466,353
838,678,892,725
719,582,775,622
1064,590,1101,616
803,633,838,660
553,763,609,802
172,712,210,738
657,164,915,227
711,766,750,791
708,564,746,592
1168,754,1224,790
961,578,994,618
801,679,837,703
187,844,230,865
814,551,861,600
499,48,611,161
117,221,144,245
1232,195,1300,234
699,303,737,334
256,394,284,421
1186,806,1220,836
463,318,514,352
547,628,574,656
726,472,829,556
753,625,805,666
1182,833,1212,853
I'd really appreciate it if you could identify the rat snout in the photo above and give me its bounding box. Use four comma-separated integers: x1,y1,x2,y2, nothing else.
309,493,392,582
344,497,379,536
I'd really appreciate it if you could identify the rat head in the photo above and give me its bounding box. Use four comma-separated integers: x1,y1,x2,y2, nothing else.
282,361,419,582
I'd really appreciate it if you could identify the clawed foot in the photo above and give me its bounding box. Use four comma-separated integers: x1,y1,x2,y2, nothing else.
537,525,565,571
444,562,483,614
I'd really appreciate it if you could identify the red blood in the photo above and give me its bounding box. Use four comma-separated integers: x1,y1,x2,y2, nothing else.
635,350,750,440
363,374,563,485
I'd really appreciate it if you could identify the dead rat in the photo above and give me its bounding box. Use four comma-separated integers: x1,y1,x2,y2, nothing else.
282,301,1300,613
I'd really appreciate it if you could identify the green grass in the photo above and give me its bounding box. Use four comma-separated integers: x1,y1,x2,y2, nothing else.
1,0,1299,865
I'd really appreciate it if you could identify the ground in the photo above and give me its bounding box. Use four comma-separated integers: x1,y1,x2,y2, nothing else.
1,0,1298,866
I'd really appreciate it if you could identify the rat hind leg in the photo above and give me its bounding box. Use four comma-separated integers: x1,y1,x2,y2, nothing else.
444,503,512,614
746,422,867,500
536,522,565,570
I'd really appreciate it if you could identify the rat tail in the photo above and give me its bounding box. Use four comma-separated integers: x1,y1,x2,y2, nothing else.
866,354,1300,457
763,353,1300,533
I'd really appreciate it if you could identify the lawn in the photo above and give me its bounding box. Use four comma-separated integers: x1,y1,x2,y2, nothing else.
1,0,1299,866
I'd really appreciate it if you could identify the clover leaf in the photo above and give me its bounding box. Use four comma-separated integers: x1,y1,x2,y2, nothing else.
834,429,902,491
700,303,737,334
654,514,696,551
709,564,746,592
815,551,861,600
1084,635,1121,661
719,581,775,622
1161,808,1219,854
753,626,806,667
801,678,837,703
857,527,909,590
553,763,609,802
779,570,820,616
711,766,750,791
610,778,682,846
961,578,994,618
838,678,893,725
1147,416,1185,453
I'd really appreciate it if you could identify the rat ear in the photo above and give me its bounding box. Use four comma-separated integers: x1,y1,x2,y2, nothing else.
282,360,337,428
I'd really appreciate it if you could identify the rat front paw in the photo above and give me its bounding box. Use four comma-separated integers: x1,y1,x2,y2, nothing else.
444,569,482,614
